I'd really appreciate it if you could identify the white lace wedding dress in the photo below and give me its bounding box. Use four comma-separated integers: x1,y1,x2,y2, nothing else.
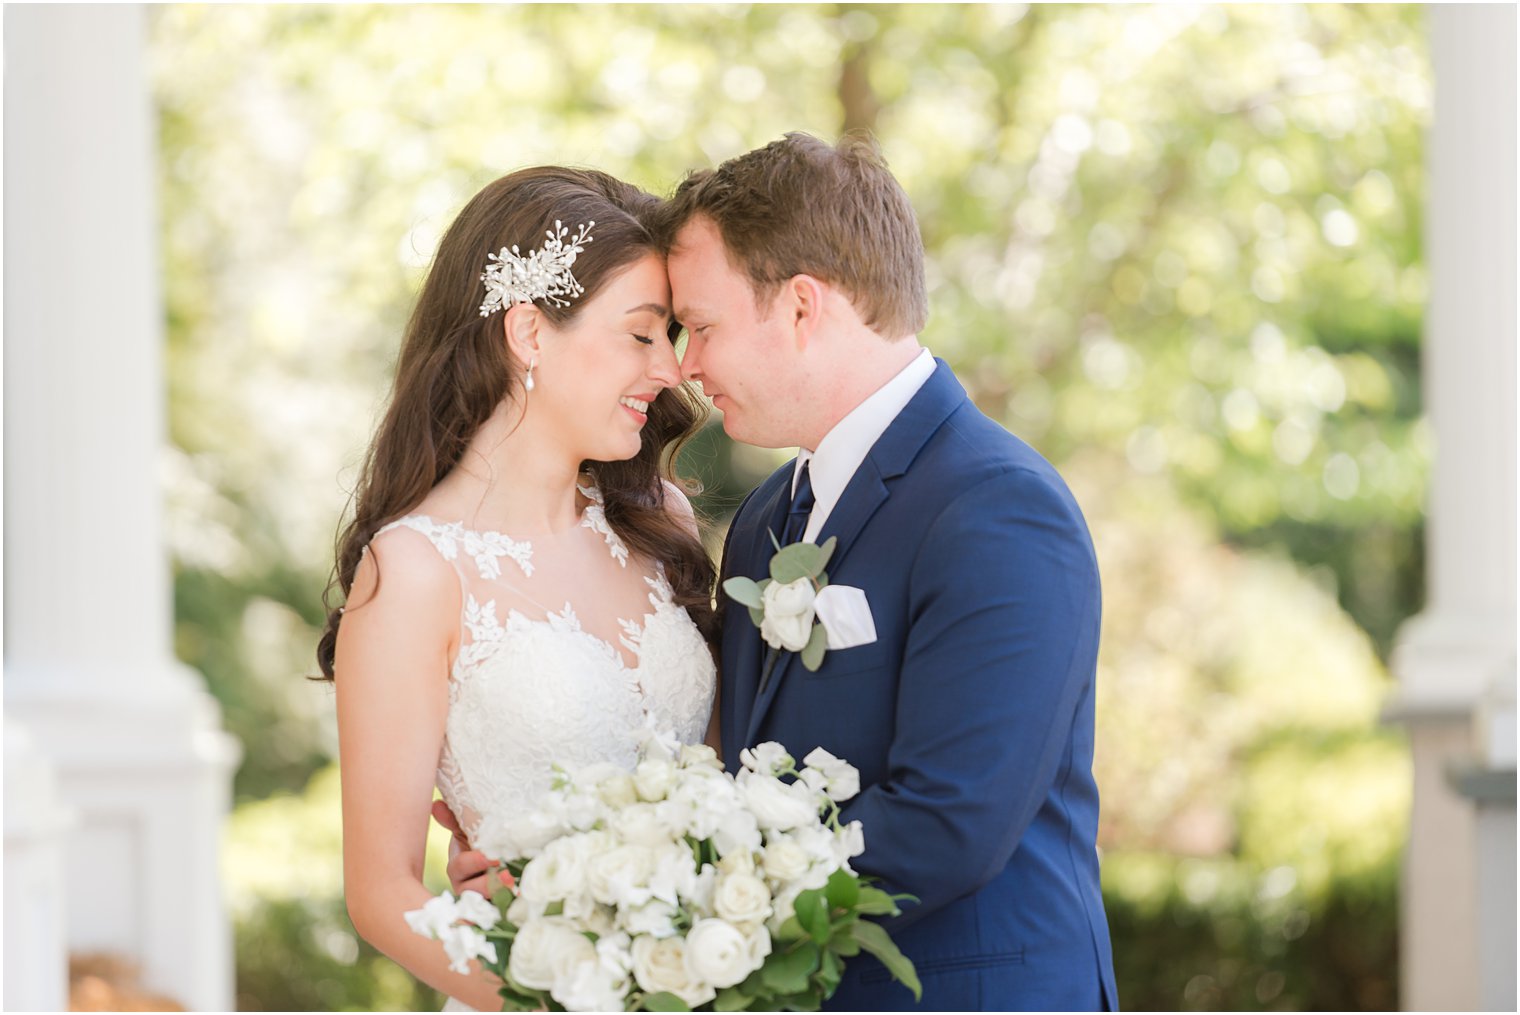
373,483,717,1011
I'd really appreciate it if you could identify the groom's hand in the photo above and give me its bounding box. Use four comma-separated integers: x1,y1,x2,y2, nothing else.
430,799,515,897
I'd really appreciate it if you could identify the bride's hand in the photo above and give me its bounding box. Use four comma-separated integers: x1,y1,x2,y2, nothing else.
430,799,515,898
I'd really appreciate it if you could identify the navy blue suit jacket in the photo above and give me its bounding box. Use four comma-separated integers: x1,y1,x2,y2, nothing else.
718,361,1117,1011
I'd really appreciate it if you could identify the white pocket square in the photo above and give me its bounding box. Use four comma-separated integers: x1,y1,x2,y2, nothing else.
813,584,877,650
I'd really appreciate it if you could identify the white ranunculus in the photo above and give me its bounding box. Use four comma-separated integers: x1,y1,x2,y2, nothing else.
620,898,679,938
679,743,723,771
739,771,822,832
439,923,498,975
612,802,675,849
761,835,812,885
685,918,762,988
634,757,677,801
713,872,773,925
759,578,817,651
508,917,596,991
587,844,657,907
631,935,717,1009
739,742,793,776
801,747,862,802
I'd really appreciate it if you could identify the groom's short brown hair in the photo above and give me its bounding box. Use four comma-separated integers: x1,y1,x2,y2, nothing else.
661,132,928,338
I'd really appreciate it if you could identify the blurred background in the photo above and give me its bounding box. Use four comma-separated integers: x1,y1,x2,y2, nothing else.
5,4,1513,1012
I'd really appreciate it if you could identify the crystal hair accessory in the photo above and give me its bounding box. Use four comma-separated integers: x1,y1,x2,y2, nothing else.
477,219,595,317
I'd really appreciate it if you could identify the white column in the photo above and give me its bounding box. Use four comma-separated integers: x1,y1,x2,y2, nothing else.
3,5,241,1011
3,721,75,1012
1388,4,1517,1011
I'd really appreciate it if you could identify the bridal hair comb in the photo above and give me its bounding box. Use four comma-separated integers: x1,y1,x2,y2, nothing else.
478,219,595,316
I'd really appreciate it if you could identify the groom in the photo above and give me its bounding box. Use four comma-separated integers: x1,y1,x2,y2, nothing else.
659,133,1116,1011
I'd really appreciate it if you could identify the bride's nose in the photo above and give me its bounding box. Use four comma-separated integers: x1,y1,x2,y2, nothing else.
648,335,681,389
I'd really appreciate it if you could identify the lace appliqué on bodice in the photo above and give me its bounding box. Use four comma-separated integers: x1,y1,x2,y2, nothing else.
373,486,715,843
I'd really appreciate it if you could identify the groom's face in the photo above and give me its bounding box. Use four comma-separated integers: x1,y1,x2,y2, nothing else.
668,216,809,449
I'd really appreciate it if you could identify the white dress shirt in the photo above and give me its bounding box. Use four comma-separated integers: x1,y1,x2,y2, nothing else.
793,347,936,543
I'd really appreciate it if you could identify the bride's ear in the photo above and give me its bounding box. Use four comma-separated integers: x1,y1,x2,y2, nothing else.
501,303,545,372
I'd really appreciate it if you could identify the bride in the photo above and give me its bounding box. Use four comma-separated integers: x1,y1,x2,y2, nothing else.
314,167,720,1011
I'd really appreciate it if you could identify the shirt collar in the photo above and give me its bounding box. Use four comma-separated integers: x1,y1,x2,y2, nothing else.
793,347,936,540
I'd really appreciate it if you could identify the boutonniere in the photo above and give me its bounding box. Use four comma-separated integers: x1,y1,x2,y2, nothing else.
723,533,878,672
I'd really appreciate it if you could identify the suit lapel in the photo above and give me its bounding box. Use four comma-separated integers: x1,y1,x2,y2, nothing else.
740,359,971,748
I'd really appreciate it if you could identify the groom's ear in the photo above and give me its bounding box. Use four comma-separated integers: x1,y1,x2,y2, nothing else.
786,274,827,349
501,303,545,367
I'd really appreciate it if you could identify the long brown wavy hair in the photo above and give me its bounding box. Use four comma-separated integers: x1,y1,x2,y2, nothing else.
316,167,715,680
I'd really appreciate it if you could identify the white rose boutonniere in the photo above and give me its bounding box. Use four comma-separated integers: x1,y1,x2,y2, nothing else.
724,534,877,672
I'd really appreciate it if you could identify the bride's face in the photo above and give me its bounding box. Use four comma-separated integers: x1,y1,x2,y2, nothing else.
531,252,681,463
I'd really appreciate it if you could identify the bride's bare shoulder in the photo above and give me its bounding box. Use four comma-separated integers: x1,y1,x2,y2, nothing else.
344,520,459,616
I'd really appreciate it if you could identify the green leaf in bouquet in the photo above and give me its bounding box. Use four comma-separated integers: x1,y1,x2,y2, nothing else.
827,922,861,956
800,623,828,671
641,991,692,1011
852,886,903,916
770,542,824,583
714,985,753,1012
792,888,831,944
850,920,922,1001
816,949,845,994
723,576,764,609
759,943,820,995
773,915,808,943
748,605,766,628
543,900,564,917
824,869,860,910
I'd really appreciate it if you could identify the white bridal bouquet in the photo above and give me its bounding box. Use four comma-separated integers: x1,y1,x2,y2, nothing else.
405,731,919,1011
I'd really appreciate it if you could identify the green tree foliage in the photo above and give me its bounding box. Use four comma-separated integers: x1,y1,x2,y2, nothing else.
153,4,1425,1008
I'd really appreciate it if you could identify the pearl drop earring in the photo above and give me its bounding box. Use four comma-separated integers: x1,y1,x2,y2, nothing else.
525,358,536,392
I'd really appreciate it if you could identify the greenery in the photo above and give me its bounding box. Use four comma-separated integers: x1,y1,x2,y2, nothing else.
152,3,1426,1009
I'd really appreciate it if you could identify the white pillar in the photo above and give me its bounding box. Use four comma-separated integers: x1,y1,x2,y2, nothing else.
3,5,241,1011
1388,4,1517,1011
3,721,75,1012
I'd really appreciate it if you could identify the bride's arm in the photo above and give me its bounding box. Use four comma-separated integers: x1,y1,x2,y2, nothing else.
663,479,723,757
335,532,504,1012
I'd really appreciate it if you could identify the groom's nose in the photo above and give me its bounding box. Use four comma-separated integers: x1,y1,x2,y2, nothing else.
679,331,704,383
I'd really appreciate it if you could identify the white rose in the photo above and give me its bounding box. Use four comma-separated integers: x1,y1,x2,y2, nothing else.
477,806,565,861
801,747,861,802
587,844,657,907
612,802,676,849
743,920,773,970
767,883,803,934
620,898,679,938
713,872,773,925
759,578,817,652
506,894,542,927
508,917,596,991
739,742,794,776
634,758,677,801
715,849,755,878
631,935,717,1009
761,835,812,885
685,918,762,988
518,832,601,904
679,743,723,771
598,773,639,809
739,771,821,832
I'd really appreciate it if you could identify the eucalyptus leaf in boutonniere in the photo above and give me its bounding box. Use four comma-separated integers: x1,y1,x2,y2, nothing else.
724,534,878,673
